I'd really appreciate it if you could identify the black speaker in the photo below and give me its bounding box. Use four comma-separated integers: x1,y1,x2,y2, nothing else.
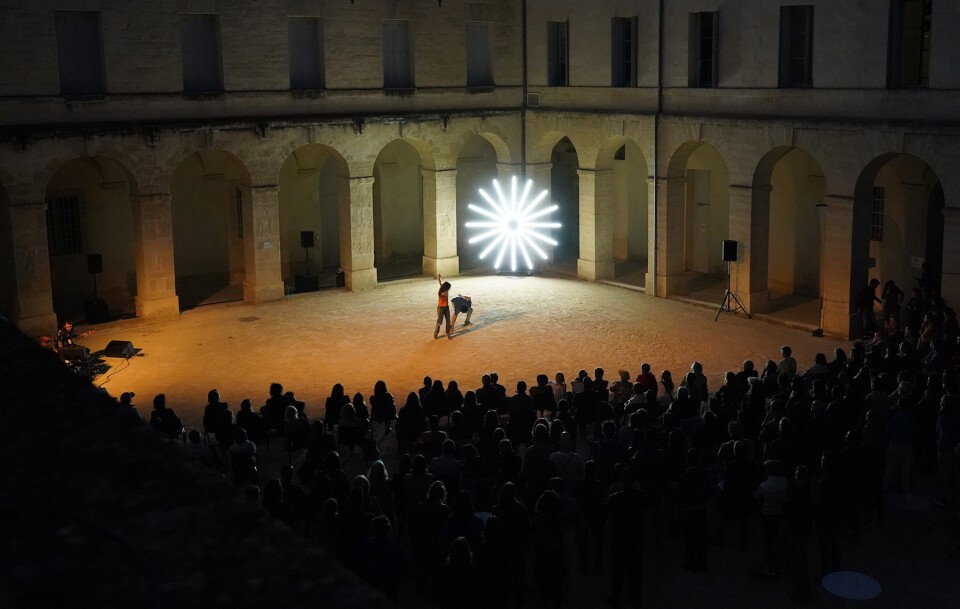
104,340,135,359
721,240,738,262
301,231,315,248
87,253,103,274
84,298,109,324
60,345,90,361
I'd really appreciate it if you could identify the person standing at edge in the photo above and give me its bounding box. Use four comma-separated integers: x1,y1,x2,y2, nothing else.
434,274,452,340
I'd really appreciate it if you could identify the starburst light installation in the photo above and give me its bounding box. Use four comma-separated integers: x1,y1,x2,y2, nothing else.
464,176,561,272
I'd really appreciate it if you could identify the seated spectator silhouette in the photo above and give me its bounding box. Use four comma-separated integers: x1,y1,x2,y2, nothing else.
411,480,450,595
430,439,462,497
307,497,338,552
284,405,312,449
338,402,367,456
261,382,288,432
370,380,398,435
397,392,427,454
230,427,258,486
434,536,480,609
441,490,484,552
420,415,447,462
284,390,306,419
360,515,405,603
263,477,296,526
324,383,348,428
149,393,183,440
236,398,267,444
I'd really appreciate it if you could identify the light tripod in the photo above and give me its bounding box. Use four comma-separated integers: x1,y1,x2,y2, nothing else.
715,261,752,321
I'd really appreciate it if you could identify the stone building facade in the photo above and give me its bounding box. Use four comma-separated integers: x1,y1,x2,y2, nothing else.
1,0,957,338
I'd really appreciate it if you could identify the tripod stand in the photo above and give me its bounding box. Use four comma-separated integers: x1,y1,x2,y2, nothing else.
715,261,752,321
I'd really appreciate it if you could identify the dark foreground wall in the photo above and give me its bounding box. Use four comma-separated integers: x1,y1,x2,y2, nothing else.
0,318,387,609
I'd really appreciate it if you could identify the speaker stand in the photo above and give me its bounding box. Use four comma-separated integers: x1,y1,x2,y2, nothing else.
715,262,752,321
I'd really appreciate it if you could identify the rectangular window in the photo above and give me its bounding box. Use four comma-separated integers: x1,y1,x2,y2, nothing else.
55,11,104,96
779,5,814,88
688,12,719,88
383,20,414,89
466,21,494,87
46,194,83,256
547,21,569,86
611,17,638,87
871,186,885,241
289,17,325,90
889,0,932,87
181,14,222,93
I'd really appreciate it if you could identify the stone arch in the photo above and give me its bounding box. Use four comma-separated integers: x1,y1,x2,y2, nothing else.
550,136,580,268
43,156,141,322
373,138,433,280
661,141,730,295
452,130,513,167
853,153,944,331
277,144,350,290
169,149,252,309
455,134,504,271
750,146,827,315
596,137,650,286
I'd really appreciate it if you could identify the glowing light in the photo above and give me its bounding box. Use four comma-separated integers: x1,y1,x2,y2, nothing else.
464,176,560,272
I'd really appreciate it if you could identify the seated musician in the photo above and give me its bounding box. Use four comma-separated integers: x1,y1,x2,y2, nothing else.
55,320,93,360
55,320,77,351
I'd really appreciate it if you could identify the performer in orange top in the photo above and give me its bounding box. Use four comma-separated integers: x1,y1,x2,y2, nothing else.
434,273,452,340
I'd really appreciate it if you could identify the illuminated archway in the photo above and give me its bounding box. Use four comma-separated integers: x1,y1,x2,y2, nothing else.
170,150,250,309
44,156,139,322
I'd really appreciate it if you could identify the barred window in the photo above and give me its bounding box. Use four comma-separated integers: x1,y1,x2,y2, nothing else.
871,186,885,241
47,194,83,255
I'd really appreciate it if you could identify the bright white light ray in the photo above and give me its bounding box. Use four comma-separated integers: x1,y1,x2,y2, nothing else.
464,176,561,272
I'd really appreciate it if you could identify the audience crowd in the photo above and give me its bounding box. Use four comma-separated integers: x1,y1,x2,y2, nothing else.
136,283,960,608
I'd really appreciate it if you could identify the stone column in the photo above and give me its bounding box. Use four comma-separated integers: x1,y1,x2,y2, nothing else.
241,185,285,304
656,176,688,296
821,195,856,337
7,203,57,336
727,184,771,314
133,193,180,318
341,176,377,290
940,205,960,307
422,168,460,277
645,177,658,294
577,168,614,281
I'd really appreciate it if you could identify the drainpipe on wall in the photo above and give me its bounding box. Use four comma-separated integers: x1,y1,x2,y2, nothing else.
521,0,528,178
652,0,664,297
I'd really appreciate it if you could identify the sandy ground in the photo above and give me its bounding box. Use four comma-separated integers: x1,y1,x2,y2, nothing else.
73,273,846,430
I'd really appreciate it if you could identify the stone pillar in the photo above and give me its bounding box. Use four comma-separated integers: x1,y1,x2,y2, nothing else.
422,168,460,277
727,184,771,314
133,193,180,318
645,177,658,294
577,168,614,281
341,176,377,290
940,205,960,308
241,185,285,304
656,176,688,296
821,195,856,337
7,203,57,336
